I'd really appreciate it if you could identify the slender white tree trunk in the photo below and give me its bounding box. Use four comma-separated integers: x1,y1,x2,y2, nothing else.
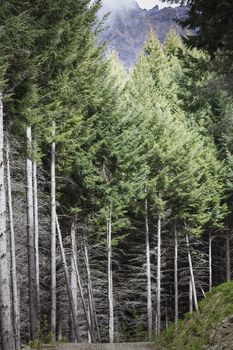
83,236,99,343
56,215,81,342
209,232,212,292
0,93,15,350
57,316,63,341
87,304,92,344
145,197,152,340
174,225,178,326
157,212,161,335
72,242,94,341
186,233,198,312
50,122,56,341
108,207,114,343
70,219,78,343
226,230,231,282
165,306,168,330
26,126,38,339
199,282,206,298
6,139,20,349
84,242,95,341
33,159,40,323
189,278,193,314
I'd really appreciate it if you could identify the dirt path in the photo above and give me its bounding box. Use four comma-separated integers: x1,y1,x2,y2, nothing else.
42,342,155,350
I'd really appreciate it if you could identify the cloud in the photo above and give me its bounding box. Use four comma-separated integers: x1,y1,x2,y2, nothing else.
102,0,138,11
101,0,178,11
137,0,178,9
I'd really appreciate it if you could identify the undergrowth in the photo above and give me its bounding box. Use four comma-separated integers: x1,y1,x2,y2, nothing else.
157,282,233,350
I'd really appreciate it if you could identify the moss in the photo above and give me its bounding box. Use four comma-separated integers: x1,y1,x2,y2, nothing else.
157,281,233,350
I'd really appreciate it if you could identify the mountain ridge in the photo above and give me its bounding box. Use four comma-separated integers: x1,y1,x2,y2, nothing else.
99,1,187,66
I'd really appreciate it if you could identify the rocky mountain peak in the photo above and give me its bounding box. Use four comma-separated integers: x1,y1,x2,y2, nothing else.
99,3,187,66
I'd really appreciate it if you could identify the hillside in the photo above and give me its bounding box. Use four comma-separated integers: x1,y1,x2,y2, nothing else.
99,1,187,66
157,282,233,350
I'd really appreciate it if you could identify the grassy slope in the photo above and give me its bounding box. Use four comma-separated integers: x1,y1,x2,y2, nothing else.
156,282,233,350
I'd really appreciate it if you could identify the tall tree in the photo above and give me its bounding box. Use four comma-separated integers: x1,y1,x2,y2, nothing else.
0,93,15,350
50,122,56,341
6,139,20,350
26,126,38,339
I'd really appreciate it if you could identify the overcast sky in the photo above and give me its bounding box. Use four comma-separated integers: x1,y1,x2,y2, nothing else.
136,0,178,9
101,0,179,11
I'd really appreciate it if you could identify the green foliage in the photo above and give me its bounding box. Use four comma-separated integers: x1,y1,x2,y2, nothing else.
29,316,52,349
158,282,233,349
117,30,226,237
2,1,232,344
180,0,233,57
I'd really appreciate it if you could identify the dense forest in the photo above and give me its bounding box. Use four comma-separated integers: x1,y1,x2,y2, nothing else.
0,0,233,349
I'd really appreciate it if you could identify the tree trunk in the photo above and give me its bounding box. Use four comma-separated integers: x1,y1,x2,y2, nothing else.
189,278,193,313
108,207,114,343
186,233,198,312
71,237,95,342
0,93,15,350
50,122,56,341
33,159,40,324
87,305,91,343
56,215,81,342
83,236,99,342
6,139,20,349
145,197,152,340
57,316,63,342
26,126,38,339
226,230,231,282
174,225,178,326
84,243,95,341
199,282,206,298
165,306,168,330
70,219,78,343
157,212,161,335
209,232,212,292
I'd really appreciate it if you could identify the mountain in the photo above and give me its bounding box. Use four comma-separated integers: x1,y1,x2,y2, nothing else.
99,1,187,66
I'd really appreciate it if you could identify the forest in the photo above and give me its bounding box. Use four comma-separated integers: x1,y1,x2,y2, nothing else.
0,0,233,349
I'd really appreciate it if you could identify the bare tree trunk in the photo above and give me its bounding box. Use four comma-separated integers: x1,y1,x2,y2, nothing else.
6,139,20,350
33,159,40,324
209,232,212,292
186,233,198,312
189,278,193,313
26,126,38,339
51,122,56,341
71,236,95,342
145,197,152,340
70,219,78,343
84,243,95,341
174,225,178,326
165,305,168,330
87,305,91,343
226,230,231,282
108,207,114,343
157,212,161,335
0,93,15,350
199,282,206,298
72,253,94,342
83,236,99,343
57,317,63,342
56,215,81,342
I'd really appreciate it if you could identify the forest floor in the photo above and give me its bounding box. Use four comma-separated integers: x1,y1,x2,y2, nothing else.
156,281,233,349
40,343,155,350
28,282,233,350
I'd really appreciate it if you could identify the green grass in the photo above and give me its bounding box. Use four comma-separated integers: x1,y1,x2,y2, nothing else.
157,282,233,350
